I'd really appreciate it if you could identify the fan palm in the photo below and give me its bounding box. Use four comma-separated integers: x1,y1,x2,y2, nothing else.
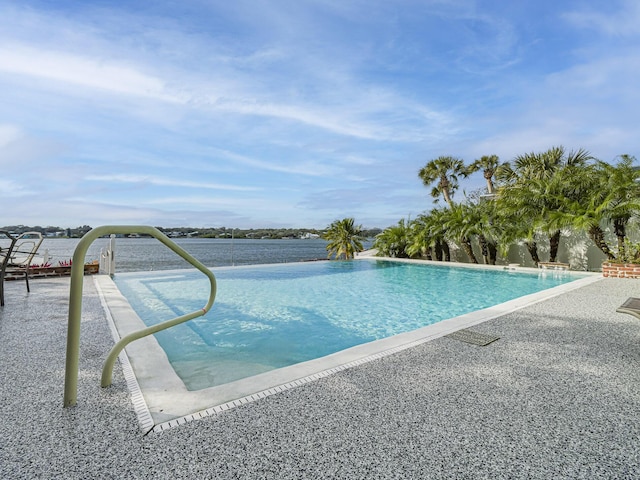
418,156,466,207
467,154,500,195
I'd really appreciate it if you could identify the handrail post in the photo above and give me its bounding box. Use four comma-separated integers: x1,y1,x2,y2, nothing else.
108,234,116,277
64,226,105,407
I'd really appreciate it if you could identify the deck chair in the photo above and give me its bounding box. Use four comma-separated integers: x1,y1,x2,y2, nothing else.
0,231,18,307
616,297,640,320
0,231,43,307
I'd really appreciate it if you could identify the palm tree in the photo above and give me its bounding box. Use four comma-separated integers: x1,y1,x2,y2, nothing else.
467,154,500,195
323,218,364,260
442,204,479,264
548,197,616,261
373,219,410,258
545,162,616,260
497,146,592,184
549,155,640,261
496,146,593,263
496,211,542,266
466,198,499,264
596,155,640,254
406,215,435,260
422,208,451,261
418,156,466,207
490,181,542,266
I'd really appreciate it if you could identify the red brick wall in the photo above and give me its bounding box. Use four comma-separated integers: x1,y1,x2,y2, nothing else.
602,263,640,278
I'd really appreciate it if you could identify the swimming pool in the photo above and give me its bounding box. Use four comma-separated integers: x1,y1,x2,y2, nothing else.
99,258,601,429
111,259,591,391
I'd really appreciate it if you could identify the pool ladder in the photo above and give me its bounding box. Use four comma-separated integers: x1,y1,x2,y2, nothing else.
63,225,217,408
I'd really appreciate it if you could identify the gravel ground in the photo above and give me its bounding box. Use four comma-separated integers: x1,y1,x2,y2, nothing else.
1,275,639,479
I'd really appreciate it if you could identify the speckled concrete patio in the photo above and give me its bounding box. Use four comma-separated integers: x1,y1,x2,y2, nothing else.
1,274,639,479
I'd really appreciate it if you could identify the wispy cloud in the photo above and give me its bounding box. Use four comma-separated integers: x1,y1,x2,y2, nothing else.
563,0,640,37
0,179,34,197
0,45,179,101
85,174,259,191
0,124,21,147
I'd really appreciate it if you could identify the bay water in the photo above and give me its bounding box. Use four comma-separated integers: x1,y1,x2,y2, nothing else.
4,237,372,272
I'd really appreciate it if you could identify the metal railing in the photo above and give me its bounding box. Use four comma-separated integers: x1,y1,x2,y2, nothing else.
63,225,217,407
99,234,116,276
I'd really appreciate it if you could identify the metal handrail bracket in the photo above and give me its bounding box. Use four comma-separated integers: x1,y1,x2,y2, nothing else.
63,225,217,407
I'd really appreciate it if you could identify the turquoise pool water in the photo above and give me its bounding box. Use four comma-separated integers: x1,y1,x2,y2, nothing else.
114,259,586,390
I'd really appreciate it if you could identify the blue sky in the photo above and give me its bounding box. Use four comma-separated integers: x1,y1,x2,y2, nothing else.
1,0,638,229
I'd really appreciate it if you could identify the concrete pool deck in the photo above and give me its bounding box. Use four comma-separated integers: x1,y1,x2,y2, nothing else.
1,274,639,478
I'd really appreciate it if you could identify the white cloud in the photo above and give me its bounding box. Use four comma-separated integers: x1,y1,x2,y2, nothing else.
0,179,33,197
0,42,445,143
143,195,291,211
0,124,22,147
0,124,68,170
204,148,336,176
564,0,640,37
85,174,259,191
0,45,179,101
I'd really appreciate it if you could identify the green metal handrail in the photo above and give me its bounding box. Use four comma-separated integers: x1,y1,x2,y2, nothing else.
63,225,217,407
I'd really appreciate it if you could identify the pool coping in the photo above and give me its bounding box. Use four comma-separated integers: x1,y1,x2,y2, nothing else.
95,259,602,433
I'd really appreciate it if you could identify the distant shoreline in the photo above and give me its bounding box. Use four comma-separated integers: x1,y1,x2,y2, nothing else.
1,226,383,240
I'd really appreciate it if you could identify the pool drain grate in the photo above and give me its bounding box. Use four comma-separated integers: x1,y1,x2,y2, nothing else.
445,329,500,346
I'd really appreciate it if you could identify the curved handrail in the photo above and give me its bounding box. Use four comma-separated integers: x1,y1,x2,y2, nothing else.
63,225,217,407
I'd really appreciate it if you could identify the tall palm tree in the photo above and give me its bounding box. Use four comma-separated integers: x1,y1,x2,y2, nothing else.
467,154,500,195
418,156,466,207
323,218,364,260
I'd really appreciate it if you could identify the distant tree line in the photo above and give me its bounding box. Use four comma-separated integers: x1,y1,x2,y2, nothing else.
0,225,92,238
157,227,382,239
1,224,383,240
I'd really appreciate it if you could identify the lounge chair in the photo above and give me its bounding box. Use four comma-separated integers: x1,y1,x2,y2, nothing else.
0,231,43,307
0,231,17,307
616,297,640,320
